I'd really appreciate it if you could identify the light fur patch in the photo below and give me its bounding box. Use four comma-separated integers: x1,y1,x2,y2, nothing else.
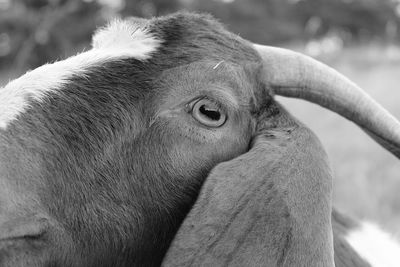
92,19,161,59
0,19,161,129
346,221,400,267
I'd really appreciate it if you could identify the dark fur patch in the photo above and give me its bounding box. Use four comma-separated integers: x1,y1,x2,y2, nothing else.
0,12,261,266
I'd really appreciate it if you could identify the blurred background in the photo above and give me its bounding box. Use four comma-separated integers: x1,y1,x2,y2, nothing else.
1,0,399,235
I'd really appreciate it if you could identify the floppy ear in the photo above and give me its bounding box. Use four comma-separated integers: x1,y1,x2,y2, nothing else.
162,103,334,266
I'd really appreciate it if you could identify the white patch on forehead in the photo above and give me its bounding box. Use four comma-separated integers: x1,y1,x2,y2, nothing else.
0,19,162,130
346,221,400,267
92,19,161,59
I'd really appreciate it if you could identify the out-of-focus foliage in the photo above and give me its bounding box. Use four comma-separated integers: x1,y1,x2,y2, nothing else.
0,0,400,72
192,0,400,44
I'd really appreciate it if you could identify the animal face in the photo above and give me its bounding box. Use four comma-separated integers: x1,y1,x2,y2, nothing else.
1,12,399,267
0,13,270,266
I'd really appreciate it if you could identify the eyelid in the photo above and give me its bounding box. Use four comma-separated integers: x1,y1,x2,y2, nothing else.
199,88,239,111
188,96,226,114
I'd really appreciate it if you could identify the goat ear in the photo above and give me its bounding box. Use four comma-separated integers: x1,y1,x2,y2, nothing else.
163,104,335,266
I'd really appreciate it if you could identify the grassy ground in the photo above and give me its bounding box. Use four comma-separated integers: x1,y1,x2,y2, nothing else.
1,44,400,236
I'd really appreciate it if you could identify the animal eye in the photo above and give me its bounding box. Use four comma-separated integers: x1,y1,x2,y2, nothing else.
192,99,227,127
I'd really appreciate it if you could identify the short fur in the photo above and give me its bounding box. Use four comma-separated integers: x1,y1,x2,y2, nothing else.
0,21,161,130
0,12,259,266
0,12,396,267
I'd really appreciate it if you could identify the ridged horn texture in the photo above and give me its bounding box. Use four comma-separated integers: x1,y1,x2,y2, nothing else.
253,44,400,159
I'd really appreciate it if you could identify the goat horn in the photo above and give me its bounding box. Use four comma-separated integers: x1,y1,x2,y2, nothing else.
253,44,400,159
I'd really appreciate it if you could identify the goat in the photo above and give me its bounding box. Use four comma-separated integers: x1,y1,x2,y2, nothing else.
0,12,399,267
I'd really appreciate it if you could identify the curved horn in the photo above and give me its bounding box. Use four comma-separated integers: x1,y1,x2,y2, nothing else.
253,44,400,158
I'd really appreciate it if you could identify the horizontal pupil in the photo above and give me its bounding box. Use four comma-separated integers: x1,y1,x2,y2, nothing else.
199,104,221,121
